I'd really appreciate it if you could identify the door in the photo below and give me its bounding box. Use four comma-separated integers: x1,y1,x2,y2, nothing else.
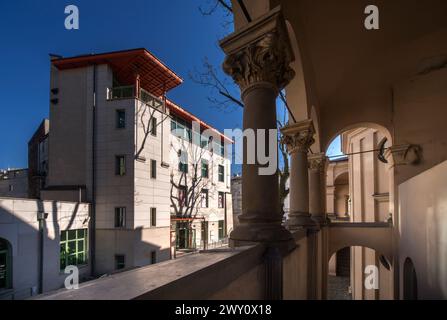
0,238,11,289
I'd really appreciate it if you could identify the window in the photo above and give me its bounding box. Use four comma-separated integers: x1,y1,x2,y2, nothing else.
151,159,157,179
150,208,157,227
114,207,126,228
151,251,157,264
115,255,125,270
218,165,225,182
201,189,209,208
116,109,126,129
150,117,157,136
179,151,188,173
8,185,13,192
60,229,88,270
218,220,225,239
201,160,209,178
220,141,225,157
179,186,187,206
218,192,225,209
115,155,126,176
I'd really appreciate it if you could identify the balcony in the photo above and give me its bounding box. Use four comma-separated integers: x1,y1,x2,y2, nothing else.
107,86,163,109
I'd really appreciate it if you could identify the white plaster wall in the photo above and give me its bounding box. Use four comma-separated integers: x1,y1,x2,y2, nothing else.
399,160,447,299
0,198,90,299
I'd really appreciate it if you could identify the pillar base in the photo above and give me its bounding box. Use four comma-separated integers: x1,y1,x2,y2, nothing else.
311,214,327,225
287,212,318,229
229,222,294,249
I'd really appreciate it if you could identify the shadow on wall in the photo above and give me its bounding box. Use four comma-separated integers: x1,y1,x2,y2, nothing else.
0,198,89,300
94,226,168,276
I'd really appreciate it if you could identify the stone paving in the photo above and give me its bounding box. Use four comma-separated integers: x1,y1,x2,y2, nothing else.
327,276,352,300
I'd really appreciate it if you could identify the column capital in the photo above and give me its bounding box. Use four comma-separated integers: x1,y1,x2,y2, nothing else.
308,153,328,172
220,7,295,94
384,144,422,166
280,119,315,154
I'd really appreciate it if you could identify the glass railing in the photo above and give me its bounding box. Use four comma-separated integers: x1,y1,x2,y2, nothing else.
107,85,135,100
107,86,164,110
139,88,163,109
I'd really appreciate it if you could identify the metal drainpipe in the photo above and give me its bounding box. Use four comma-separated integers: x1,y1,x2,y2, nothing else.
37,211,48,294
90,65,97,276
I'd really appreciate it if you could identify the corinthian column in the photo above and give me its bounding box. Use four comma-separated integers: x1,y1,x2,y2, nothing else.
281,120,317,229
220,8,295,245
308,153,328,225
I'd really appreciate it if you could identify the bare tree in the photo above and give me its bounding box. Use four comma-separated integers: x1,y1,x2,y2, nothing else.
170,137,216,249
189,57,243,113
192,0,291,219
198,0,233,28
135,99,170,159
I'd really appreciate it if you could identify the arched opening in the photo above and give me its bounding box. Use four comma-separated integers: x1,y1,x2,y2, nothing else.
0,238,12,290
325,124,393,224
328,246,390,300
332,171,349,220
403,258,418,300
325,124,394,300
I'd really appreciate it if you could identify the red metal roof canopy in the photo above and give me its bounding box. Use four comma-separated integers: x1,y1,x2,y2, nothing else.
166,99,233,144
52,48,182,97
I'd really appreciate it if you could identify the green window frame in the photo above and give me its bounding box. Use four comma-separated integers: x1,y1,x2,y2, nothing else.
115,155,126,176
60,229,88,271
218,165,225,182
179,151,188,173
201,160,209,178
218,192,225,209
218,220,225,239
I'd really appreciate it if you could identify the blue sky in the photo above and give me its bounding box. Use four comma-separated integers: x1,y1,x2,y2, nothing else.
0,1,342,173
0,0,242,170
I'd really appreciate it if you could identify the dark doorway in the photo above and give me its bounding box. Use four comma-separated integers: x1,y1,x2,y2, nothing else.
336,247,351,277
403,257,418,300
0,238,12,290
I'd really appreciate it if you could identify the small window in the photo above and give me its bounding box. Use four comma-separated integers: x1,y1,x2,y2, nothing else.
151,159,157,179
179,151,188,173
218,165,225,182
115,255,125,270
171,119,177,132
116,110,126,129
201,160,209,178
218,192,225,209
201,189,209,208
150,117,157,136
115,155,126,176
220,141,225,157
150,208,157,227
151,251,157,264
114,207,126,228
